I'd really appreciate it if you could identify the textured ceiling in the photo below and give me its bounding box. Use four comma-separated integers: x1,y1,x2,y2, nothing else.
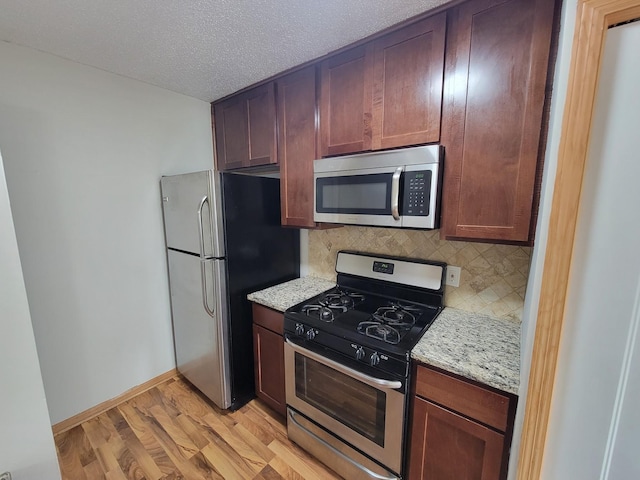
0,0,450,102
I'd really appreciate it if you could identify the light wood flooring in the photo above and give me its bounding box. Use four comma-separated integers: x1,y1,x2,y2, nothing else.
54,376,342,479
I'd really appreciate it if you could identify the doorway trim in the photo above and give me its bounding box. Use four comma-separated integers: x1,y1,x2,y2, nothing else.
517,0,640,478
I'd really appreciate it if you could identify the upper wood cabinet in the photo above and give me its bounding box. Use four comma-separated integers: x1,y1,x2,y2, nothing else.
440,0,556,243
319,45,373,156
213,83,277,171
319,13,447,157
276,66,319,228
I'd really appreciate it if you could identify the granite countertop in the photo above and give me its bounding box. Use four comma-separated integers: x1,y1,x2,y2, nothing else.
247,276,335,312
249,278,520,395
412,308,520,395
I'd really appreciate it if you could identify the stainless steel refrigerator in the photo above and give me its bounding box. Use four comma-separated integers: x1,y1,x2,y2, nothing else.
160,170,299,410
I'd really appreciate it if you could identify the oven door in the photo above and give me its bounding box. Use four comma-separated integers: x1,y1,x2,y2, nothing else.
284,338,405,475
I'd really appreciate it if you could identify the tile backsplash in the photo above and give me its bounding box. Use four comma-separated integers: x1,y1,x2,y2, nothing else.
308,227,531,322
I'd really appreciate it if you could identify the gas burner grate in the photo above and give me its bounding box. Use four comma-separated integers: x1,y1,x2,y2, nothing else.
357,321,402,344
319,289,366,310
372,305,417,328
301,303,347,322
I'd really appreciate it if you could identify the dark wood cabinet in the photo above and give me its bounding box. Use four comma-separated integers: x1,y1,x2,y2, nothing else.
371,12,446,150
319,45,374,156
407,364,516,480
251,303,286,416
319,13,447,157
276,66,319,228
213,82,277,171
409,397,505,479
210,0,556,241
440,0,556,242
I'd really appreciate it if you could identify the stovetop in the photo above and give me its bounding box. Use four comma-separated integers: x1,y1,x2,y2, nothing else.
284,251,446,378
284,286,442,377
290,286,439,347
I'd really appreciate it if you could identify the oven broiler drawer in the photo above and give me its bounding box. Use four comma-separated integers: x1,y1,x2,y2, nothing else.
287,408,399,480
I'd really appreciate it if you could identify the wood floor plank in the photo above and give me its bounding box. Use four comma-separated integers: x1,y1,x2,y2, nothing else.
106,408,156,480
229,408,276,446
83,459,107,479
175,413,210,450
123,400,221,480
241,405,289,445
94,443,128,480
55,427,90,480
159,379,238,431
267,457,307,480
188,451,226,480
113,404,178,476
55,376,343,480
148,404,199,459
200,441,253,480
254,463,286,480
233,422,276,465
106,408,165,480
202,411,268,473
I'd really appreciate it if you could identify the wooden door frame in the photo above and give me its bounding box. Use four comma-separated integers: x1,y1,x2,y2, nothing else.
517,1,640,478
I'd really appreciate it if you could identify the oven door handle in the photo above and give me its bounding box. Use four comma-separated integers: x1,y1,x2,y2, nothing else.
288,409,399,480
285,338,403,390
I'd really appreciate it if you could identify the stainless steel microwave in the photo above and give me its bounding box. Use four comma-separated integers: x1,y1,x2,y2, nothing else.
314,145,443,229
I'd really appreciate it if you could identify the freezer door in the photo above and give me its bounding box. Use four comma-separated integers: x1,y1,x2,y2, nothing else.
167,250,231,408
160,170,224,258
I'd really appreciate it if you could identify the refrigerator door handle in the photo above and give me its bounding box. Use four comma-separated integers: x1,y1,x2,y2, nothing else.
197,196,215,317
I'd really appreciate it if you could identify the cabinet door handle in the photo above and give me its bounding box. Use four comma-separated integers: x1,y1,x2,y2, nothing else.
391,166,403,221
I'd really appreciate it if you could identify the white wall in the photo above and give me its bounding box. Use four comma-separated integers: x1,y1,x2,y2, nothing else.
507,0,578,477
0,149,60,479
541,20,640,478
0,41,214,424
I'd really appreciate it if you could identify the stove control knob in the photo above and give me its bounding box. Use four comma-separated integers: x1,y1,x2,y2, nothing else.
370,352,380,366
295,323,305,336
355,346,365,361
306,329,316,341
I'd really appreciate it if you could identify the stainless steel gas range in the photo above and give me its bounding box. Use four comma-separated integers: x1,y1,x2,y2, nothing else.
284,251,446,480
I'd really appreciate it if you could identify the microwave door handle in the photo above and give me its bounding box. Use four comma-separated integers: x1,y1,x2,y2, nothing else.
197,196,215,317
391,167,403,221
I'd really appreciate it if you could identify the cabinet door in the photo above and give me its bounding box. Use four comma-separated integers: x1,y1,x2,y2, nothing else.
277,66,319,227
440,0,555,242
319,45,374,156
246,83,277,168
213,95,249,171
408,397,505,480
252,323,286,416
213,83,277,170
372,13,446,150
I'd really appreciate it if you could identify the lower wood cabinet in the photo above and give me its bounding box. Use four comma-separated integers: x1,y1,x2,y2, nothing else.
408,364,517,479
251,303,286,416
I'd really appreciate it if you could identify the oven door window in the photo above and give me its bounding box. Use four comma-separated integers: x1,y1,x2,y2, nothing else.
315,173,392,215
294,353,386,446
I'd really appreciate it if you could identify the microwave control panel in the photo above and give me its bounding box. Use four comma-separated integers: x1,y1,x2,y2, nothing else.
403,171,431,216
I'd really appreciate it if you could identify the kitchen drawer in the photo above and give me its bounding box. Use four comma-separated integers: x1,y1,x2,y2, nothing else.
252,303,284,335
415,364,510,432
